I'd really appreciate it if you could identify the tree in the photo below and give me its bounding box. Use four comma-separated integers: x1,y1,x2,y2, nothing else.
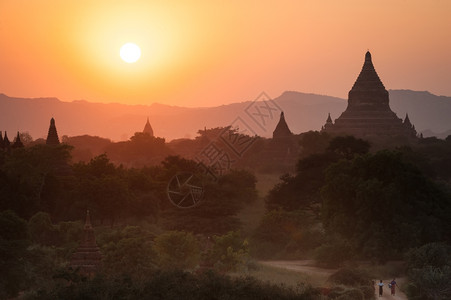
321,150,451,261
0,144,72,218
98,226,157,280
0,210,29,299
405,243,451,299
266,135,369,212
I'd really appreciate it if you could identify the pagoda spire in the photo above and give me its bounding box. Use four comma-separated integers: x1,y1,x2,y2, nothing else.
12,131,24,148
143,117,154,137
3,132,10,148
326,113,333,124
69,210,102,276
403,113,412,126
46,118,60,145
273,111,292,139
0,131,4,149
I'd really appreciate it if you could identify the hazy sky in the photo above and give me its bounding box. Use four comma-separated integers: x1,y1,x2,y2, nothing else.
0,1,450,107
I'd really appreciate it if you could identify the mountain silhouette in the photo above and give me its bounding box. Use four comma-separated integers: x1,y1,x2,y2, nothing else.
0,90,450,141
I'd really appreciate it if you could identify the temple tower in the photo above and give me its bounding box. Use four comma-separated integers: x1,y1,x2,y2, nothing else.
267,111,297,170
46,118,60,145
69,210,102,276
12,132,24,148
143,117,154,137
273,111,292,139
322,51,417,138
3,132,10,149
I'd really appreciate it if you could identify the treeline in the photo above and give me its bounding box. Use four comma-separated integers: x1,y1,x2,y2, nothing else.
253,132,451,264
0,144,257,234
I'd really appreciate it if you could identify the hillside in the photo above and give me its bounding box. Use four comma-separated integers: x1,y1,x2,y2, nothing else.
0,90,450,141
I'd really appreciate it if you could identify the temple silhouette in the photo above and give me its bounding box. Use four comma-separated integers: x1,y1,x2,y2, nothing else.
0,131,24,150
143,117,154,136
69,210,102,276
322,51,417,138
46,117,60,145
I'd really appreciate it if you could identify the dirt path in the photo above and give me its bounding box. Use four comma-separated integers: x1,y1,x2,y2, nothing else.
374,278,408,300
260,260,408,299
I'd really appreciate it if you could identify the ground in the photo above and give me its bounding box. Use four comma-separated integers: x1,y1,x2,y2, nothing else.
258,260,408,299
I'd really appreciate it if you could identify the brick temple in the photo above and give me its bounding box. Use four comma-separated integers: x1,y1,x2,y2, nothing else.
69,210,102,276
322,51,417,138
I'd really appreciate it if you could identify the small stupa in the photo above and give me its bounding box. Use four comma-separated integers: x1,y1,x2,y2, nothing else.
12,132,24,148
46,118,60,145
3,131,10,149
69,210,102,276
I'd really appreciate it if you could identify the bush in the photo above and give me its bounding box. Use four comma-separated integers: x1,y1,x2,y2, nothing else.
405,243,451,299
153,231,200,270
206,231,250,272
29,269,321,300
328,268,374,300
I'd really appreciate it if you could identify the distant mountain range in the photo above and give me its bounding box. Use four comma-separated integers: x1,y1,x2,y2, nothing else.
0,90,450,142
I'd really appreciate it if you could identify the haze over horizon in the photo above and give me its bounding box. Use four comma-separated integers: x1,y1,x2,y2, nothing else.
1,1,450,107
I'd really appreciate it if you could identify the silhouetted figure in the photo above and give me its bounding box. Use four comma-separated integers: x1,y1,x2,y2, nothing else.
12,132,24,148
143,117,154,137
46,117,60,145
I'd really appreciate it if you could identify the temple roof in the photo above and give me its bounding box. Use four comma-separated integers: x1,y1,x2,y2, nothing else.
3,132,10,147
351,51,386,92
46,118,60,145
404,113,412,126
12,132,24,148
326,113,333,123
143,117,154,137
273,111,292,138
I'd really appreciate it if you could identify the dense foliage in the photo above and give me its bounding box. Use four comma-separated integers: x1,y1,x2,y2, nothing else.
405,243,451,299
26,270,320,300
321,150,451,262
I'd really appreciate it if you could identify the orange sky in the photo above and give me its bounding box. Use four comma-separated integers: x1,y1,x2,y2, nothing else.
0,1,450,107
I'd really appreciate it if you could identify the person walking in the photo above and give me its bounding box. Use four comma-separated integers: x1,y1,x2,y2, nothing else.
377,280,384,297
390,278,397,295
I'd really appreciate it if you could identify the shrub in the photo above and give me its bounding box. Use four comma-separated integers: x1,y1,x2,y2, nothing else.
153,231,200,270
405,243,451,299
206,231,250,272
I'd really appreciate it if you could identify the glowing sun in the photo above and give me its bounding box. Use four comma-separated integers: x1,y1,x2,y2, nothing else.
120,43,141,63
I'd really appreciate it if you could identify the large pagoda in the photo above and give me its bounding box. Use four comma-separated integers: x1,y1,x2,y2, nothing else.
69,211,102,276
322,51,416,138
46,118,60,145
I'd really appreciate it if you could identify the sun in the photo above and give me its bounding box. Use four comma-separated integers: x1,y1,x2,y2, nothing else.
120,43,141,63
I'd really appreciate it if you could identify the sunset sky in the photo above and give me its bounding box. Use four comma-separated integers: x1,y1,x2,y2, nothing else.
0,1,450,107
